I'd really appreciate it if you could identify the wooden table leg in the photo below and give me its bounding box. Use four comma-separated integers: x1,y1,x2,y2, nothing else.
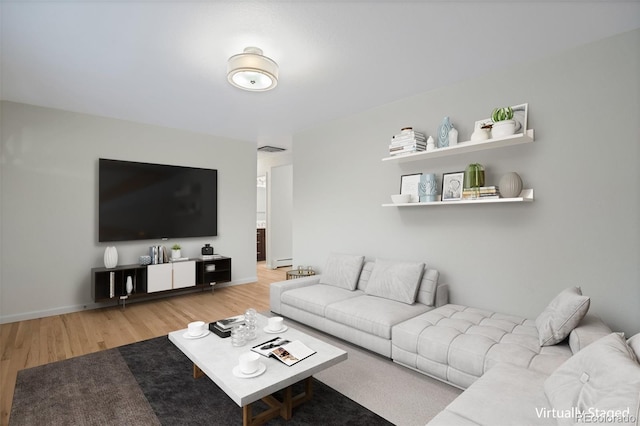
193,364,204,379
241,377,315,426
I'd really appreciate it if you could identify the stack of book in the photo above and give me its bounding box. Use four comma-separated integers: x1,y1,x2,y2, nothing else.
462,186,500,200
210,314,245,338
389,129,427,156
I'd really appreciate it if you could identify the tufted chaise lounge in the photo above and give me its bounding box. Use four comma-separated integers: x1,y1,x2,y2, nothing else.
392,304,583,389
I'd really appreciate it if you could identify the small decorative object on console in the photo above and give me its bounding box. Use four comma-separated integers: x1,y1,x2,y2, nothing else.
202,243,214,255
171,244,181,260
104,246,118,269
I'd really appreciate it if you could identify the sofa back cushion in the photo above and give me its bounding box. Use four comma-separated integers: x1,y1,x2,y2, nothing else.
356,261,376,291
568,314,613,354
536,286,590,346
364,259,424,304
627,333,640,360
544,333,640,426
416,268,440,306
319,253,365,290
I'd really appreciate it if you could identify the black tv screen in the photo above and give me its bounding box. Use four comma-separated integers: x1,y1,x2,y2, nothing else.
99,159,217,242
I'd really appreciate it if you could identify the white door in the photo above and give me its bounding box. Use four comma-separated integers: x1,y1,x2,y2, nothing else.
172,260,196,289
147,263,172,293
268,164,293,269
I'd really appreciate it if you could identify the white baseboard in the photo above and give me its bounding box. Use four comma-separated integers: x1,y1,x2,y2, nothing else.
0,277,259,324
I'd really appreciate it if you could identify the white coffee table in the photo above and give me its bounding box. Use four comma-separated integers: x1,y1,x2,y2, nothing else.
168,314,347,426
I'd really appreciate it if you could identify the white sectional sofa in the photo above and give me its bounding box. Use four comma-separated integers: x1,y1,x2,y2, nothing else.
270,254,447,357
429,331,640,425
271,254,640,425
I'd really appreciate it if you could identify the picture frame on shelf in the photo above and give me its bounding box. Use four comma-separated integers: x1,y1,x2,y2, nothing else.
512,103,528,133
400,173,422,203
441,171,464,201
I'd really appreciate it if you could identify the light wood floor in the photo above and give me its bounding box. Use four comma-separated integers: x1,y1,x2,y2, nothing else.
0,262,287,426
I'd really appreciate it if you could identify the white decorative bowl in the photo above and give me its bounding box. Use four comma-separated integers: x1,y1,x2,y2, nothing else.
391,194,412,204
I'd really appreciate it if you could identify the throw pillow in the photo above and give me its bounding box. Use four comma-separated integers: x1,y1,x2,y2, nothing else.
415,268,440,306
536,286,590,346
544,333,640,426
628,333,640,360
319,253,365,290
364,259,424,304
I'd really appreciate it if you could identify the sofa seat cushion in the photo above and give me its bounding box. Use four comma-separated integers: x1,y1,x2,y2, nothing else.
280,284,363,317
394,304,572,386
428,363,555,426
325,295,431,340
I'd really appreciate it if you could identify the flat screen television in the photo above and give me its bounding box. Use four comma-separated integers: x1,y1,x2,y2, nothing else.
99,158,217,242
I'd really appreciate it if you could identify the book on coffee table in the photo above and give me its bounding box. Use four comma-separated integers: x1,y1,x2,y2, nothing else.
251,337,316,367
215,315,245,330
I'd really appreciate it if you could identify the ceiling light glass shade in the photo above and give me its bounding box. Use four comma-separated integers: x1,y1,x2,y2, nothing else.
227,47,278,91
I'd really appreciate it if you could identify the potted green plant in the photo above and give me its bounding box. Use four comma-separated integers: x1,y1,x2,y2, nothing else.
491,106,516,138
171,244,181,260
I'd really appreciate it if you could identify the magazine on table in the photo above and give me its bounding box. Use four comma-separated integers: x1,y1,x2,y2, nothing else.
251,337,316,366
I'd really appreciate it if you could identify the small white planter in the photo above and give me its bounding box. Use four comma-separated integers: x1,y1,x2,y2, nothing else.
491,120,517,138
171,249,181,259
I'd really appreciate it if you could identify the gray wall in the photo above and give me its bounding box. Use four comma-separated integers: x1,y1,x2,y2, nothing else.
0,102,257,323
292,29,640,335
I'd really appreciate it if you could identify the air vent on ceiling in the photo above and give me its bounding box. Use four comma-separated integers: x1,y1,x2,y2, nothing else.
257,145,286,153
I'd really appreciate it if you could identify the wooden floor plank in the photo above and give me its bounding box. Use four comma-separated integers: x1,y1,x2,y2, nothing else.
0,262,287,426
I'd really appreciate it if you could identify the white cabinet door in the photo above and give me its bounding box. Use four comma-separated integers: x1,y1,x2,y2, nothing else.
147,263,172,293
172,260,195,289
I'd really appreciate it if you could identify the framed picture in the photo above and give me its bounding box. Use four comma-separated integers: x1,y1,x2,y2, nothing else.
512,103,528,133
400,173,422,203
441,171,464,201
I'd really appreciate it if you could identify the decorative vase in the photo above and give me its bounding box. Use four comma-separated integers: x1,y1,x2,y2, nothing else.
104,246,118,269
470,123,490,141
126,276,133,295
426,136,436,151
464,163,485,189
419,173,438,202
448,126,458,147
499,172,523,198
437,117,452,148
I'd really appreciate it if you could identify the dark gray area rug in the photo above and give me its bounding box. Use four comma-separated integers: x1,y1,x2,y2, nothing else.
11,336,393,426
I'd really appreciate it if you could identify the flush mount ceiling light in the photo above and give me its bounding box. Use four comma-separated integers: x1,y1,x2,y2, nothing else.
227,47,279,91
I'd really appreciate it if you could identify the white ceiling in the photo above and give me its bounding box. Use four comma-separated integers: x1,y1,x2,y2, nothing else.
2,1,639,157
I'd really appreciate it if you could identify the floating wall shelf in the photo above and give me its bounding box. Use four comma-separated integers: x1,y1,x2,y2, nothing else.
382,129,534,163
382,189,534,207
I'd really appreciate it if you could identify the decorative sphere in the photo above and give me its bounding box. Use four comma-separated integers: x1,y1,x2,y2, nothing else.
499,172,523,198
